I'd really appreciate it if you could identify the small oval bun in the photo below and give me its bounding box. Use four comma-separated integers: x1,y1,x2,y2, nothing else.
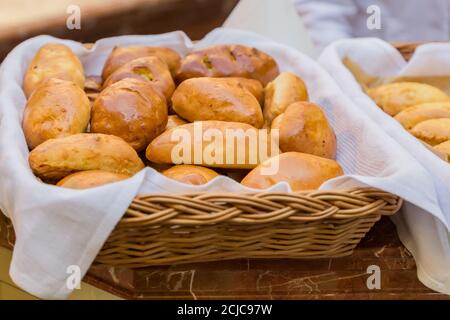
394,101,450,130
172,77,263,128
91,78,168,151
433,140,450,162
241,152,343,191
103,56,175,100
146,121,279,169
367,82,448,116
176,44,279,85
102,46,181,80
162,165,219,185
263,72,309,126
411,118,450,146
215,77,264,104
24,43,84,97
23,78,91,149
29,133,144,181
270,102,336,159
57,170,129,189
166,115,188,131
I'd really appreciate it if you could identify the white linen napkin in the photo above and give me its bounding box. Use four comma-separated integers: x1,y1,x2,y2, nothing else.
319,38,450,294
0,29,441,299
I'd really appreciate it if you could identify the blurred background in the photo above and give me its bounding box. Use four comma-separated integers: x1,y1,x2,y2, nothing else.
0,0,239,61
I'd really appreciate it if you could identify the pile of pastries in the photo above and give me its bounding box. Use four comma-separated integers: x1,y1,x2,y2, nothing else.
22,42,342,191
368,82,450,162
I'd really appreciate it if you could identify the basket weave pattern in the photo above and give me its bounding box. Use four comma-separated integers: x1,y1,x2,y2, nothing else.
96,188,402,267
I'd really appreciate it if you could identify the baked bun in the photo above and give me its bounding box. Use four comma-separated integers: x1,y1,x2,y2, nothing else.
433,140,450,162
394,101,450,130
146,121,279,169
29,133,144,181
241,152,343,191
57,170,129,189
102,56,175,100
214,77,264,104
23,78,91,149
176,44,279,85
171,77,263,128
162,165,219,185
411,118,450,145
23,43,85,97
263,72,309,125
367,82,448,116
91,78,168,151
271,102,336,159
102,46,181,80
166,115,188,131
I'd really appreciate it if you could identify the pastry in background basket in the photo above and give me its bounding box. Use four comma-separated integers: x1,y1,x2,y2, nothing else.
176,44,279,85
91,78,168,151
394,101,450,130
434,140,450,162
263,72,309,126
102,56,175,100
101,46,181,80
270,101,336,159
162,165,219,185
410,118,450,146
241,152,343,191
29,133,144,181
367,82,448,116
57,170,129,189
22,78,91,149
23,43,85,98
171,77,263,128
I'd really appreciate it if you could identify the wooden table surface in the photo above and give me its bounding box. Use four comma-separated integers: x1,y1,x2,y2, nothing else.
1,212,447,299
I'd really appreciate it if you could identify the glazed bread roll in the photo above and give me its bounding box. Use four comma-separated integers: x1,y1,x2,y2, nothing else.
57,170,129,189
166,115,188,131
162,165,219,185
263,72,309,125
102,46,181,80
176,44,279,85
433,140,450,162
171,77,264,128
102,56,175,100
23,43,84,97
23,78,91,149
271,102,336,159
215,77,264,104
241,152,343,191
367,82,448,116
394,101,450,130
146,121,279,169
29,133,144,181
91,78,168,151
410,118,450,145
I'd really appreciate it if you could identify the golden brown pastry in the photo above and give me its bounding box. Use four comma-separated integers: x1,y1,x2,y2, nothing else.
367,82,448,116
29,133,144,181
241,152,343,191
102,56,175,100
166,115,188,130
84,75,103,93
101,46,181,80
433,140,450,162
411,118,450,145
176,44,279,85
218,77,264,104
23,43,84,97
91,78,168,151
271,102,336,159
394,101,450,130
23,78,91,149
57,170,129,189
263,72,309,125
162,165,219,185
146,121,279,169
171,77,263,128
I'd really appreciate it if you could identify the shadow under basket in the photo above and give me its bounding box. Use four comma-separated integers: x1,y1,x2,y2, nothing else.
96,188,402,268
